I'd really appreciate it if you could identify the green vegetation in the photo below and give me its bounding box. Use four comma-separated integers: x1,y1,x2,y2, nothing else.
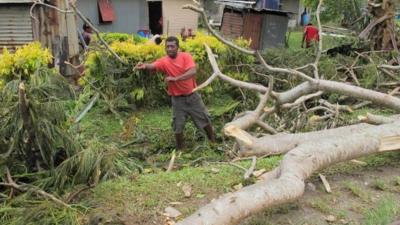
1,29,400,225
308,198,332,214
344,181,371,202
363,196,400,225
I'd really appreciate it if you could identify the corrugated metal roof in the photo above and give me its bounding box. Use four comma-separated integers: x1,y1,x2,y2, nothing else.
0,5,33,51
0,0,33,3
216,0,255,8
224,4,292,15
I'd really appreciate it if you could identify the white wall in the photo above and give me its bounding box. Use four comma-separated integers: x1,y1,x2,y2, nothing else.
163,0,198,36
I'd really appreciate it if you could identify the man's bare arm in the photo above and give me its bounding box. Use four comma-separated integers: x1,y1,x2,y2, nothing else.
135,62,156,71
166,67,196,82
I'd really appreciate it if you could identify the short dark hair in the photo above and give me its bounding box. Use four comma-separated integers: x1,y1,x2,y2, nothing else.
155,37,162,45
165,36,179,47
83,23,90,31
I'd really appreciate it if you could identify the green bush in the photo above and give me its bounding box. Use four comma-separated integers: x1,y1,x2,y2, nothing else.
0,42,52,84
99,32,147,44
82,32,255,108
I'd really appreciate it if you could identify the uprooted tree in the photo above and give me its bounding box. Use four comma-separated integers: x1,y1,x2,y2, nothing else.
359,0,399,50
175,1,400,225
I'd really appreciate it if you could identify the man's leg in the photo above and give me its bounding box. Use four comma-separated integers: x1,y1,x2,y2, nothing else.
203,123,216,142
175,132,185,150
171,96,186,150
187,93,216,142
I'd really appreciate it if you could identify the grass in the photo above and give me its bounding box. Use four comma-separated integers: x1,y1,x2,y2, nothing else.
344,181,371,202
69,101,400,224
373,179,388,191
308,198,332,214
395,176,400,186
286,31,357,51
85,156,282,222
363,196,400,225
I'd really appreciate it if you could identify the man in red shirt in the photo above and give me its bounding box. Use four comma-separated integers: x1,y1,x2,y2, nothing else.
136,36,216,149
302,23,320,48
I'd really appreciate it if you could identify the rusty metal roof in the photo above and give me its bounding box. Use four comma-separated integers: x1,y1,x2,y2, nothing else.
224,4,292,15
0,4,33,51
0,0,33,3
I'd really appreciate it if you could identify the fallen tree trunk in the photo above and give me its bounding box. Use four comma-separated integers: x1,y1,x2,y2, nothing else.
178,2,400,225
177,119,400,225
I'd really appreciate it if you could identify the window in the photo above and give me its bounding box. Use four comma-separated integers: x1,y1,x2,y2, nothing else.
98,0,115,23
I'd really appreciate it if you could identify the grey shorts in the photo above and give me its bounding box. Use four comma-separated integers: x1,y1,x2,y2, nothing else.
171,92,211,133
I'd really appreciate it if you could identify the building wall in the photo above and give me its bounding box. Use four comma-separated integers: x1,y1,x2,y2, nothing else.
220,10,243,38
162,0,198,36
280,0,302,27
242,13,263,49
76,0,148,33
261,13,288,49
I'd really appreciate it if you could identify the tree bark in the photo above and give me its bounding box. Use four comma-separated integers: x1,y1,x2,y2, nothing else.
177,120,400,225
179,2,400,224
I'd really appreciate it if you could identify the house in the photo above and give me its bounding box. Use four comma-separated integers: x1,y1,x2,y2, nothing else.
0,0,80,76
220,4,290,49
76,0,198,36
213,0,304,28
279,0,304,27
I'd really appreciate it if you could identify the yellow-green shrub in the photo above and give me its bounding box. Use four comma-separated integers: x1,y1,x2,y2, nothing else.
98,33,147,44
0,42,52,82
83,32,255,107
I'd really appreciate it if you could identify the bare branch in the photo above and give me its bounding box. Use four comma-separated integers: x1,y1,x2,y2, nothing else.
203,44,269,93
243,156,257,180
255,120,278,134
281,91,323,109
255,51,314,82
313,0,324,79
318,99,353,113
193,72,218,91
379,64,400,70
1,168,72,209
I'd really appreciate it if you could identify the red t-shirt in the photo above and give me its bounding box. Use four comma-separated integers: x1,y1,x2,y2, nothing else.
304,25,319,42
153,52,197,96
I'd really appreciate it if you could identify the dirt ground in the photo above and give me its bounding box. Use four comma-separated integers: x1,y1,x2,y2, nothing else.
241,165,400,225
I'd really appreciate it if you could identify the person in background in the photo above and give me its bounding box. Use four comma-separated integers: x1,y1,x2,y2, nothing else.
135,36,216,149
82,23,93,46
301,23,319,48
188,28,196,39
180,27,188,41
146,34,163,45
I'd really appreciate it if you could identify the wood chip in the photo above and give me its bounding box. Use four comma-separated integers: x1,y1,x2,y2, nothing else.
169,202,183,205
164,206,182,218
210,168,220,173
233,183,243,191
252,169,266,177
182,184,192,197
164,217,176,225
166,151,176,172
379,136,400,152
350,159,367,166
325,215,336,222
319,173,332,193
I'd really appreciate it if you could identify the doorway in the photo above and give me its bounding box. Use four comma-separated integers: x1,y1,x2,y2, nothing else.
148,1,162,35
